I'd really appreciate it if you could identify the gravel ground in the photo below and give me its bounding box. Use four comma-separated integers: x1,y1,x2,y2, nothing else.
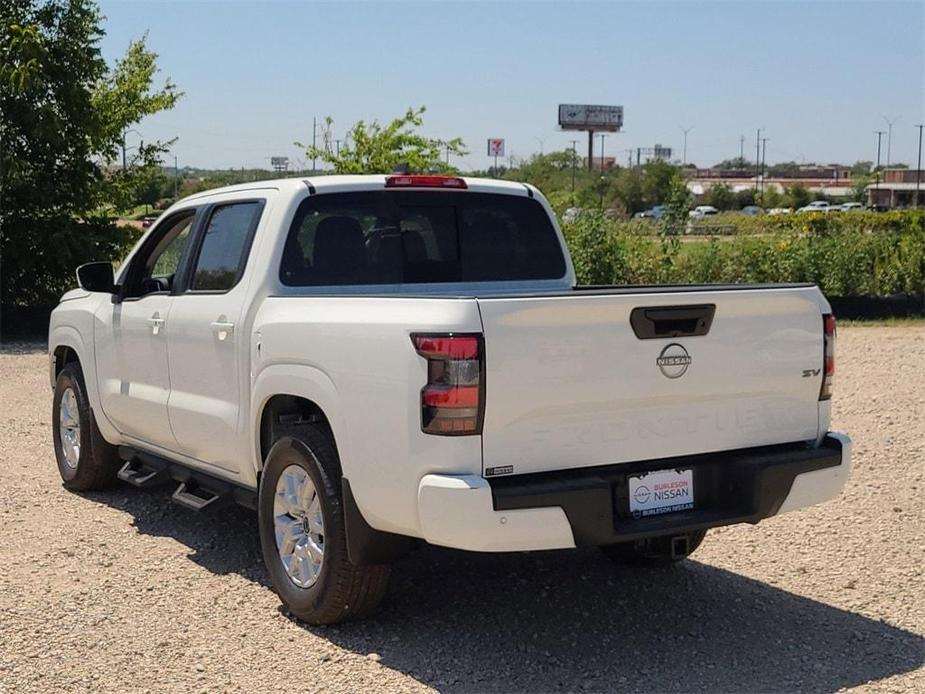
1,325,923,693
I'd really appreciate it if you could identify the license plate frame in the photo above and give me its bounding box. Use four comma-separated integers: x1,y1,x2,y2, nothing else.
627,468,694,518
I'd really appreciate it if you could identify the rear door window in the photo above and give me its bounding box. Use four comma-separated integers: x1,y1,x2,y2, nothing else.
190,202,263,291
279,191,565,286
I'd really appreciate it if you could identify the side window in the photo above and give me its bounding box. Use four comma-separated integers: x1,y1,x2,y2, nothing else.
190,202,262,292
124,212,195,298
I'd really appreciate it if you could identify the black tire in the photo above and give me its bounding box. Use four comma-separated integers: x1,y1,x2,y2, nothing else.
600,529,707,567
52,363,120,491
257,426,390,625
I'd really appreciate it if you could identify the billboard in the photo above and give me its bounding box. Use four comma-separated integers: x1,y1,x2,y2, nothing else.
270,156,289,168
558,104,624,132
487,138,505,157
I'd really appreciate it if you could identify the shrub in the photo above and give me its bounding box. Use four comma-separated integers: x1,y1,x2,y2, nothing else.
561,209,925,297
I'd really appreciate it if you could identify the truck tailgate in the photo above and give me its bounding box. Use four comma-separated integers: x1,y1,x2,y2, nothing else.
477,287,826,477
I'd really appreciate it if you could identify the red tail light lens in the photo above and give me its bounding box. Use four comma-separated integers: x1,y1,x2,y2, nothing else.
412,333,484,435
385,175,468,189
820,313,835,400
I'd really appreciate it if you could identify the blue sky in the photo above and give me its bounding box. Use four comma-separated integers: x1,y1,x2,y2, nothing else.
98,1,925,171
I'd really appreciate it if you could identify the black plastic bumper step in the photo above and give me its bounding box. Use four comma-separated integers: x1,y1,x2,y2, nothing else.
117,459,170,488
171,481,227,512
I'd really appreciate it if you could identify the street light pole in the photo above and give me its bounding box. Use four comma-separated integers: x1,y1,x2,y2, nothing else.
534,137,545,156
569,139,578,192
599,134,607,209
915,124,924,207
883,115,899,167
755,128,762,194
874,130,885,208
760,137,769,203
680,125,694,165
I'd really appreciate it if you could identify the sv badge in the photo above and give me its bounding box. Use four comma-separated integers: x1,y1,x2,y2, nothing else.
802,369,821,378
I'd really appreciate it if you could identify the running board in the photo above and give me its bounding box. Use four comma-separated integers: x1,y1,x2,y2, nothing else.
117,459,170,488
171,481,228,512
116,446,258,511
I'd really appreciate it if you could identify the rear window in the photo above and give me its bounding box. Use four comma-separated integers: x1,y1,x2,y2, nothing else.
279,191,566,286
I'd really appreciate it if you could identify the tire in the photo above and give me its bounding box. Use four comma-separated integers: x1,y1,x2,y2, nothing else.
257,426,390,625
52,363,120,491
600,529,707,567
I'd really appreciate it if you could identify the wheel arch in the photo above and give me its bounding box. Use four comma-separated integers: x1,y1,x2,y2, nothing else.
251,364,349,477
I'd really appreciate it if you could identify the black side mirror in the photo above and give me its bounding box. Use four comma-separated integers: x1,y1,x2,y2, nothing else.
76,262,115,293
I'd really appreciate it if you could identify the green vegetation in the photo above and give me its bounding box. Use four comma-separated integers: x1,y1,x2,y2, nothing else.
297,106,467,175
561,210,925,297
1,0,178,305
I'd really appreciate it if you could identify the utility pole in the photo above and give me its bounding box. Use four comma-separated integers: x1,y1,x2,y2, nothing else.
680,125,694,165
534,137,545,156
569,139,578,191
335,139,342,156
122,133,126,171
599,134,607,209
915,124,923,207
739,135,745,162
445,144,450,167
174,155,179,198
883,115,899,167
874,130,885,208
311,117,317,173
760,137,769,203
755,128,762,193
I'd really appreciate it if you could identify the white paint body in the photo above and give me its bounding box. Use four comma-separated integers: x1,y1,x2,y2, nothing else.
49,175,851,552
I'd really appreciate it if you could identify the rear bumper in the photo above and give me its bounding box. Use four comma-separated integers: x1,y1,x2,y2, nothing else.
416,433,851,552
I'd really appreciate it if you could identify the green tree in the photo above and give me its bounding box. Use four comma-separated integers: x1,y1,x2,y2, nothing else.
714,157,750,170
706,183,736,210
785,184,811,209
297,106,467,174
657,174,691,281
641,160,678,208
1,0,180,305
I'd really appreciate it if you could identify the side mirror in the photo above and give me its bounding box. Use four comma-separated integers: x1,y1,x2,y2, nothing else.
76,262,115,293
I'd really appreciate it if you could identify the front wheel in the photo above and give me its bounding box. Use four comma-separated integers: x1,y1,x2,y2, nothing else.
600,529,707,567
52,363,120,491
257,427,390,624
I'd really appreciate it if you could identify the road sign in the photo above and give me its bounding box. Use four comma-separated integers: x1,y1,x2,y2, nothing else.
558,104,623,132
487,138,505,157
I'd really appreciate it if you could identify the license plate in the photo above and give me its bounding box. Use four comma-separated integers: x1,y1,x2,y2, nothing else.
628,468,694,518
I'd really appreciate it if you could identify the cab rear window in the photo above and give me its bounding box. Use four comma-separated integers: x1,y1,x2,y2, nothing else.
279,191,566,286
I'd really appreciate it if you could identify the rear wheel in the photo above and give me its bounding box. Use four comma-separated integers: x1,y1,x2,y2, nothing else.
600,529,707,567
52,363,120,491
257,426,390,624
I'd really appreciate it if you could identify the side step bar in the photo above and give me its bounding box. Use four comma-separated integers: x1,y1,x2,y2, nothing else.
172,481,228,512
117,446,257,512
117,459,171,488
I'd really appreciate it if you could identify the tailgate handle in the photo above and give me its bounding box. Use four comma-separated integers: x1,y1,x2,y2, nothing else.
630,304,715,339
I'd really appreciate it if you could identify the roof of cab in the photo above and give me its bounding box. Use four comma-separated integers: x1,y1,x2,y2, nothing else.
180,174,534,204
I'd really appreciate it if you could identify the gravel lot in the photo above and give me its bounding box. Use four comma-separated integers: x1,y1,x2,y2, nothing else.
1,325,923,693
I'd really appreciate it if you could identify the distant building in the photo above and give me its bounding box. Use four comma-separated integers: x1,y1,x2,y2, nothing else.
866,168,924,208
685,165,854,198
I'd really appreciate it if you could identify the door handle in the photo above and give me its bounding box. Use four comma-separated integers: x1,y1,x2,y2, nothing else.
147,313,165,335
211,320,235,341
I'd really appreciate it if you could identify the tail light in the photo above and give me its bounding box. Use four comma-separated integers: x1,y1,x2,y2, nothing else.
385,175,467,189
412,333,484,435
820,313,835,401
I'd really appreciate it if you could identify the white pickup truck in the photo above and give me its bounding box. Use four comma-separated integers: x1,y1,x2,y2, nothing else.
49,174,851,624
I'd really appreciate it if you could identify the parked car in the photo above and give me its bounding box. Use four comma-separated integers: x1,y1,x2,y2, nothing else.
797,201,833,214
839,202,864,212
740,205,764,216
768,207,794,215
49,174,852,624
140,214,161,228
688,205,719,219
633,204,666,220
